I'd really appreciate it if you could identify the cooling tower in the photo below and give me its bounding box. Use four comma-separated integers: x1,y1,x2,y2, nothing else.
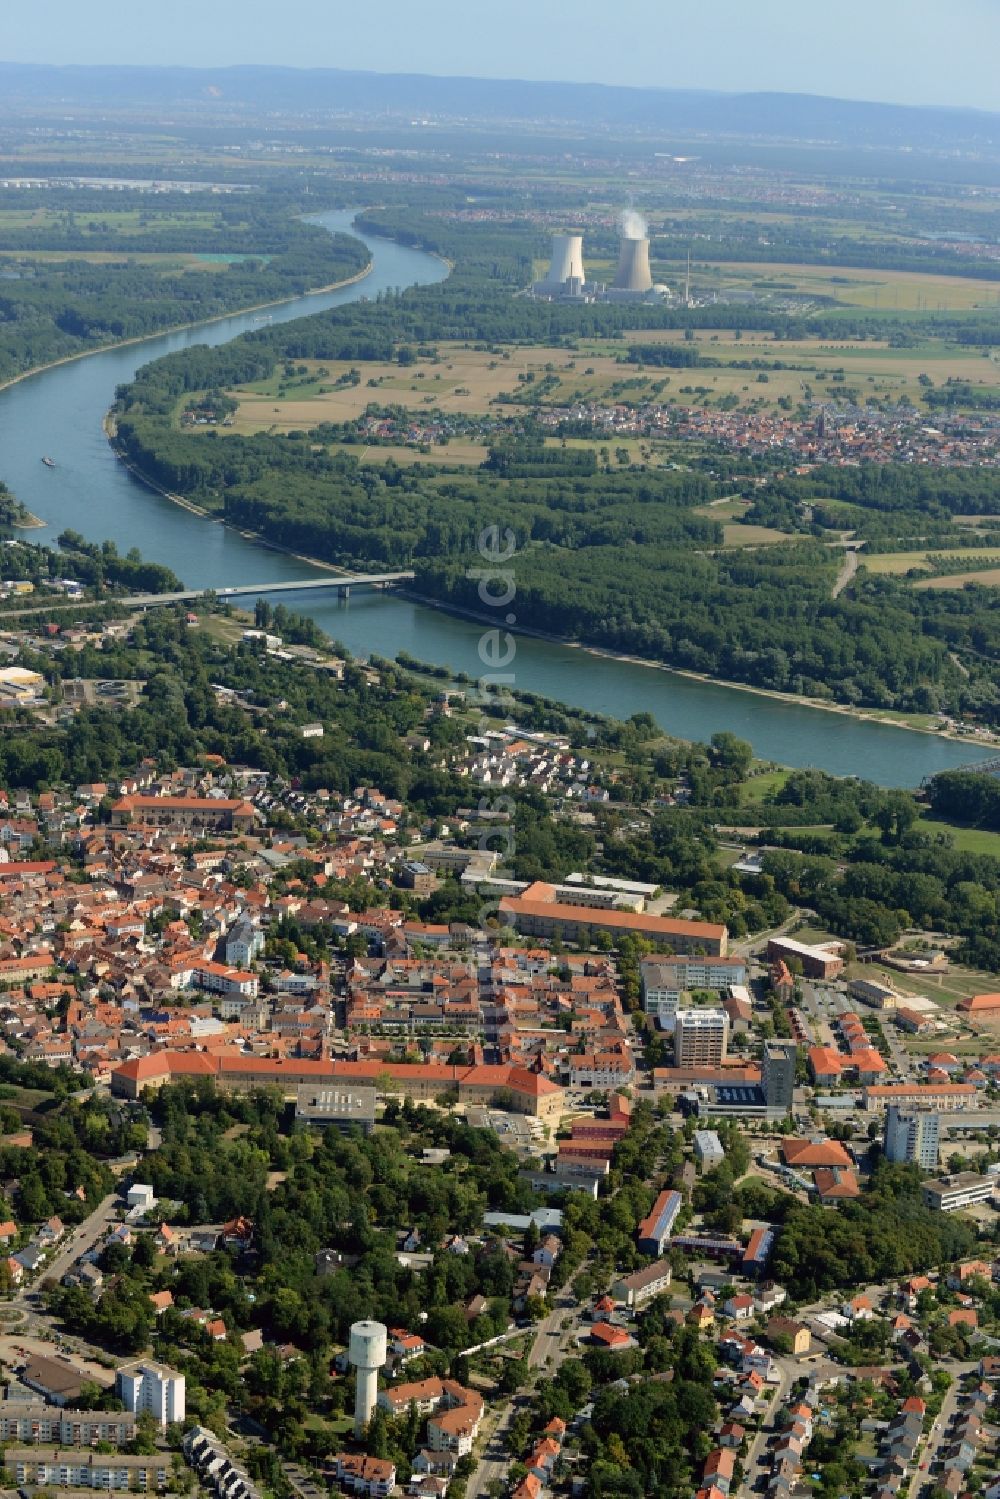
545,232,585,287
613,236,653,293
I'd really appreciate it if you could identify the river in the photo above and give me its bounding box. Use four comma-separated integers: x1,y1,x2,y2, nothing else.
0,209,991,788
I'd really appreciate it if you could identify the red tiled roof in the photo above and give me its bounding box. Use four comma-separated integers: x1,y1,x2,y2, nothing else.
781,1138,852,1168
958,993,1000,1013
498,896,726,940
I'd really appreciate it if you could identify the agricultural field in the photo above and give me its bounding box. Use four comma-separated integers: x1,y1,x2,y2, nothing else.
217,347,540,431
677,259,1000,312
206,326,1000,442
537,252,1000,314
863,548,1000,576
0,205,251,238
187,307,1000,446
914,568,1000,590
694,496,805,547
720,520,799,546
0,248,244,269
622,329,1000,408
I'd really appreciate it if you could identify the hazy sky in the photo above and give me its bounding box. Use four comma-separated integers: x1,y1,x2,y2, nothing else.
6,0,999,112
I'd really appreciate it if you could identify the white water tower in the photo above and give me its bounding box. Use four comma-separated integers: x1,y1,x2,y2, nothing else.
349,1320,387,1437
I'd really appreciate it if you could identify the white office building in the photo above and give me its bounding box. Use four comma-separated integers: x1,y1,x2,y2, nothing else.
116,1360,185,1427
641,956,747,1025
922,1172,995,1213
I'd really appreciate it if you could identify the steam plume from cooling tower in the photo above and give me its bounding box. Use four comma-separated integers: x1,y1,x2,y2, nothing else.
619,209,648,240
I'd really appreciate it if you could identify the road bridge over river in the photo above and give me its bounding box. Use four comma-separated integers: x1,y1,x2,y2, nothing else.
134,571,415,605
0,571,415,619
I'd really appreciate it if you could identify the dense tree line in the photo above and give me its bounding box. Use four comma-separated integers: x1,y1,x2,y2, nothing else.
0,189,368,385
926,769,1000,829
770,1162,976,1297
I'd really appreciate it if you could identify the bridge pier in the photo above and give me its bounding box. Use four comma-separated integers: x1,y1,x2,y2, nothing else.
338,584,351,600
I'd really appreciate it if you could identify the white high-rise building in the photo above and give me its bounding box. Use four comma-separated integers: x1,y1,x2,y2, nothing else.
116,1360,185,1428
884,1104,941,1170
350,1320,387,1438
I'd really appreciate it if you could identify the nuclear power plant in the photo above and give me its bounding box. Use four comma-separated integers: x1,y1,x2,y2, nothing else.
531,218,668,303
613,234,653,294
349,1319,387,1438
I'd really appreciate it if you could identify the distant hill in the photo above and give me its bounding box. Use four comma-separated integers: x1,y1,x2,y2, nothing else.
1,61,998,152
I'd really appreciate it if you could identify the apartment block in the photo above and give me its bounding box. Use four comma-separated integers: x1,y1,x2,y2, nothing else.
673,1009,728,1068
116,1360,185,1427
0,1408,137,1445
8,1449,168,1490
884,1105,941,1170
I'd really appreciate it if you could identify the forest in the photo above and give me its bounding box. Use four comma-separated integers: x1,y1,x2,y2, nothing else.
108,403,1000,715
767,1162,976,1297
0,187,369,385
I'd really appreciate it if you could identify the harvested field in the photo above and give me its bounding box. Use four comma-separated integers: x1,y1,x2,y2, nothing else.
914,568,1000,590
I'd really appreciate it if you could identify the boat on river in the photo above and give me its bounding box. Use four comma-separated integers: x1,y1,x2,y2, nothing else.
41,456,55,468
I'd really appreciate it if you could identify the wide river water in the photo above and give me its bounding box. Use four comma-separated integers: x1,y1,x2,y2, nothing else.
0,209,992,788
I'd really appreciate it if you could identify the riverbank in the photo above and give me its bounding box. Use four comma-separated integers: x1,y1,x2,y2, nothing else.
102,396,998,756
103,417,365,579
399,588,998,751
0,259,374,401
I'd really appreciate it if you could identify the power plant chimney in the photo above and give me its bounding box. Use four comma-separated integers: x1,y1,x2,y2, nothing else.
613,235,653,293
544,232,585,288
349,1320,387,1438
